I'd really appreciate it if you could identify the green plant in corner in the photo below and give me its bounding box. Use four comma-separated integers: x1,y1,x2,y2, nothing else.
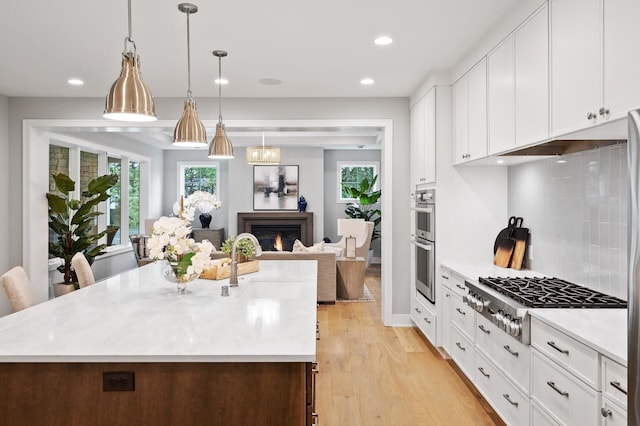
220,235,256,261
47,173,119,288
342,174,381,242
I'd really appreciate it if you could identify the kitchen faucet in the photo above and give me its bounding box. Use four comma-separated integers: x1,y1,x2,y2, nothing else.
229,233,262,286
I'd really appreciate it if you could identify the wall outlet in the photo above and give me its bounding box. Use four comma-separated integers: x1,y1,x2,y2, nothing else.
103,371,135,392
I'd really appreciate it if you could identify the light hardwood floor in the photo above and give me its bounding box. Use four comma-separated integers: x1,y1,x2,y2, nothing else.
316,265,505,426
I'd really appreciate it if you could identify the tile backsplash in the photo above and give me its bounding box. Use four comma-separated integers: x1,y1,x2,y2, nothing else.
508,143,628,300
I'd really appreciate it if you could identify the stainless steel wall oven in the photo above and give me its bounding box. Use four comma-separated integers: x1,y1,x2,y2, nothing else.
413,189,435,303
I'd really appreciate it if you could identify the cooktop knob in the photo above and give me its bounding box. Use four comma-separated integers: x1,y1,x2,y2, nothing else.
510,321,521,337
492,312,503,326
501,315,510,331
475,298,484,312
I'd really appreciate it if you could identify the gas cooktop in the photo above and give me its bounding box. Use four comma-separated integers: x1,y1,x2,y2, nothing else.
478,276,627,309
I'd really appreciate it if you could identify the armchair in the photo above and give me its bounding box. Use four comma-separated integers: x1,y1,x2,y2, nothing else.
326,219,374,260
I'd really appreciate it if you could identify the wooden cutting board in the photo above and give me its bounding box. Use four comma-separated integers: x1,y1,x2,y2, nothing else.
509,227,529,270
201,258,260,280
493,231,515,268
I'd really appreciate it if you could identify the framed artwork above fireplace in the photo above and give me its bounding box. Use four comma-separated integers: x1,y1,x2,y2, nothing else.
253,165,299,211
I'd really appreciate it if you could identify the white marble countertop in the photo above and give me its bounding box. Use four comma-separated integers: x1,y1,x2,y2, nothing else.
441,260,628,365
0,260,318,363
529,308,627,366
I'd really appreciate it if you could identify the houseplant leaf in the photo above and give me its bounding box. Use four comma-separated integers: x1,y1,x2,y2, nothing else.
53,174,75,193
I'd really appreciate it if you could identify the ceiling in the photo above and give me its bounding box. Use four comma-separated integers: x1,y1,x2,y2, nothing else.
1,0,518,149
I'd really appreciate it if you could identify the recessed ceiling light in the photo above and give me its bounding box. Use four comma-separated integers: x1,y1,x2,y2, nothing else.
496,159,504,164
67,78,84,86
259,78,282,86
374,36,393,46
557,159,567,164
360,78,374,85
215,78,229,85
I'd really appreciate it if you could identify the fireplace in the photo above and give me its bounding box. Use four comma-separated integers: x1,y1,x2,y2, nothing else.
237,212,314,247
251,224,301,252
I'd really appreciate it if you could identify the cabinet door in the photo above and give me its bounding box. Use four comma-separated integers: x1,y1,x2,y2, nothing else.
488,36,515,155
550,0,601,135
452,77,469,165
603,0,640,119
441,286,452,354
467,58,488,160
410,96,426,186
515,3,549,146
423,88,436,184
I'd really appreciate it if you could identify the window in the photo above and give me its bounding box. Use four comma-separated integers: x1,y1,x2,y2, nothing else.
49,144,149,250
337,161,379,202
178,162,220,199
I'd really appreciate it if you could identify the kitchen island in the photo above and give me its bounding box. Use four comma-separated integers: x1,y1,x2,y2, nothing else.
0,260,318,425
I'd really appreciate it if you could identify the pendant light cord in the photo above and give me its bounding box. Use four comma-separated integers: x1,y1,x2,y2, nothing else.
218,56,223,123
186,9,192,99
124,0,136,53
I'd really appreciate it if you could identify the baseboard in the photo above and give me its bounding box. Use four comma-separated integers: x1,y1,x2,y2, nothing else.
391,314,413,327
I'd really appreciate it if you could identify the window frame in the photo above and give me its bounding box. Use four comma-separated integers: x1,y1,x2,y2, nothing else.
337,161,380,203
177,161,221,201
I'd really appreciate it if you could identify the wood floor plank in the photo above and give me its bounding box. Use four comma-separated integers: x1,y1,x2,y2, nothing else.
316,265,504,426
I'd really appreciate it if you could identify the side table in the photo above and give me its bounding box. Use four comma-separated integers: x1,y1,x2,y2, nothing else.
192,228,225,250
336,256,366,299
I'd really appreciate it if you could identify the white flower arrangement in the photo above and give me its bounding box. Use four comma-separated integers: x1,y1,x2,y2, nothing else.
147,216,214,276
172,191,222,221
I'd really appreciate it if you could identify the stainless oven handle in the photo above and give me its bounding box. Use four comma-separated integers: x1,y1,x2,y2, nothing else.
412,207,433,213
411,240,433,251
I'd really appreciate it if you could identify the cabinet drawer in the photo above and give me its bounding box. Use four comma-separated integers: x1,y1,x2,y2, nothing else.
475,314,530,394
531,349,599,426
531,401,560,426
450,272,468,298
601,356,627,409
451,294,475,340
475,350,530,426
411,294,436,345
601,396,627,426
451,324,475,377
440,267,452,289
531,318,598,389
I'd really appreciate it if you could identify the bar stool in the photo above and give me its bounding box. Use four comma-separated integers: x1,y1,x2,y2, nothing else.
71,252,95,288
1,266,35,313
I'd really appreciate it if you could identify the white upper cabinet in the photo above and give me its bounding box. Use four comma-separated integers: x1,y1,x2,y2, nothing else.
488,36,515,155
551,0,640,135
411,88,436,185
515,3,549,146
602,0,640,120
454,58,487,164
550,0,601,136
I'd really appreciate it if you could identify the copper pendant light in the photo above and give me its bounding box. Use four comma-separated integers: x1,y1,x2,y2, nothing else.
173,3,207,147
208,50,234,159
104,0,157,122
246,132,281,165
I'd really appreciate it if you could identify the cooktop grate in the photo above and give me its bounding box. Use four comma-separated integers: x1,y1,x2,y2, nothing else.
478,276,627,308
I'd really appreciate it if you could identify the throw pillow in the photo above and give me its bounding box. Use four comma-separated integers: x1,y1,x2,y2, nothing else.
292,239,326,253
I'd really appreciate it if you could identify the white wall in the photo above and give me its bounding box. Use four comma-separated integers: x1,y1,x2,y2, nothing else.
5,96,410,319
508,144,628,300
0,94,9,315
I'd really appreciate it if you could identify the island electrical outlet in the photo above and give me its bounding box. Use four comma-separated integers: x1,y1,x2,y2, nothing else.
103,371,135,391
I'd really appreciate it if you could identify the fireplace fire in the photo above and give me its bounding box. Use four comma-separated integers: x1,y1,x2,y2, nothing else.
274,234,283,251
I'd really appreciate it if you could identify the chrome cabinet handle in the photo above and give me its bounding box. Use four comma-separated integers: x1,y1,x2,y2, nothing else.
610,380,627,395
599,107,610,117
455,284,466,290
456,308,466,315
445,293,450,298
441,275,449,280
547,381,569,397
601,408,612,418
478,325,490,334
503,345,519,357
311,412,320,425
547,341,569,355
587,111,596,120
477,367,490,378
414,307,422,314
503,394,519,407
456,342,466,351
424,318,432,324
312,362,319,374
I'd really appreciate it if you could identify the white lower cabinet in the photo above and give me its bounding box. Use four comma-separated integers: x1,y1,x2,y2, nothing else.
600,396,627,426
531,349,599,426
601,356,627,410
531,401,560,426
451,293,475,340
411,292,436,345
475,350,530,426
450,324,475,377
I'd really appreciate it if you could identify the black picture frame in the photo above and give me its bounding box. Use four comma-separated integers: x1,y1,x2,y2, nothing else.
253,165,299,211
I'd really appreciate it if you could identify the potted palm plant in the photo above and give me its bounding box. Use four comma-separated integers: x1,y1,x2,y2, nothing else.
342,174,381,265
47,173,118,294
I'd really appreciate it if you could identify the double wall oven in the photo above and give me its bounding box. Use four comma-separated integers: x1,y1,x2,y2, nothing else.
412,189,435,303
